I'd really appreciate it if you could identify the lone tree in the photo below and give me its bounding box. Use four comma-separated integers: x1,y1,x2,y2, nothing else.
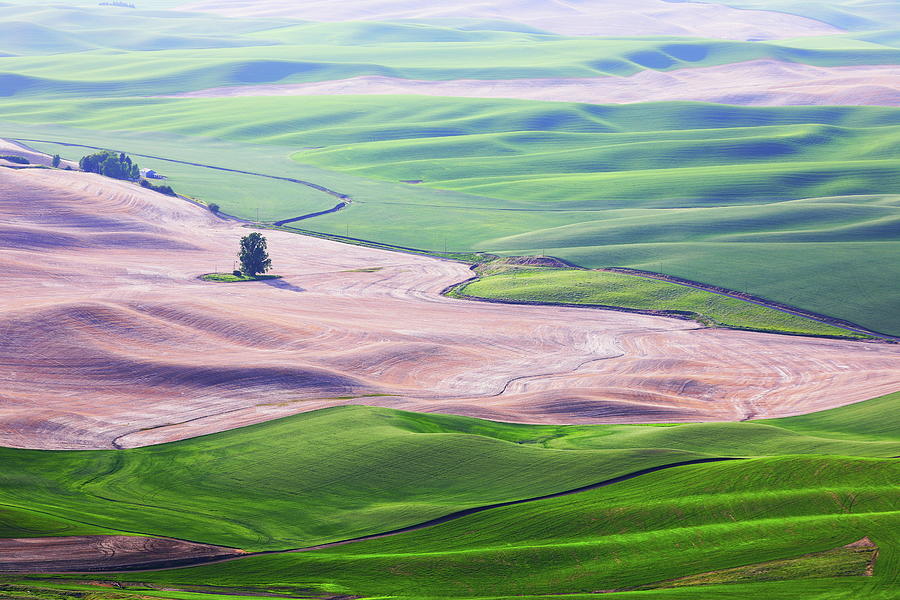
239,232,272,277
51,154,61,168
79,150,139,181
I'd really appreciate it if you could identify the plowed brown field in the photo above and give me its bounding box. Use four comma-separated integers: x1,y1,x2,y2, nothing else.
1,166,897,450
0,535,242,573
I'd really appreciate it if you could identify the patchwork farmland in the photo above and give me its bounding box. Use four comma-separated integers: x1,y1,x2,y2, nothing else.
0,0,897,598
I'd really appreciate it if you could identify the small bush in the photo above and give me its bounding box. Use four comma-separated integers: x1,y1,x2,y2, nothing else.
209,203,221,214
232,270,243,277
140,179,177,196
52,154,61,167
0,155,29,164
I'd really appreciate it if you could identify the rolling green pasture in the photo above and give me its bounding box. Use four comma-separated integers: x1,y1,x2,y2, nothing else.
1,393,897,550
2,35,896,97
4,95,898,334
3,392,898,596
96,456,897,599
456,266,866,336
0,406,707,550
0,2,898,97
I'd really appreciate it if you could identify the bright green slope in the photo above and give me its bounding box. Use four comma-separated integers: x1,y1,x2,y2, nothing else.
456,266,866,337
4,96,897,334
0,406,706,550
88,456,900,599
1,392,898,553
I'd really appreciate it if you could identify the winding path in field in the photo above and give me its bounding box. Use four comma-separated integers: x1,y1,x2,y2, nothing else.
0,161,898,450
0,457,742,574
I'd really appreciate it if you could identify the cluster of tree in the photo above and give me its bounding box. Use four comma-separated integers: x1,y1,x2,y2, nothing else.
239,232,272,277
139,179,176,196
79,151,139,181
0,155,29,165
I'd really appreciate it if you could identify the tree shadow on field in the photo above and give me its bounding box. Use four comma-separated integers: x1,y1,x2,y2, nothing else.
264,279,305,293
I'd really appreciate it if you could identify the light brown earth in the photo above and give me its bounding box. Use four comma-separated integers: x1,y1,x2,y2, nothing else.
0,165,898,450
0,536,242,573
0,140,77,169
162,61,900,107
179,0,841,40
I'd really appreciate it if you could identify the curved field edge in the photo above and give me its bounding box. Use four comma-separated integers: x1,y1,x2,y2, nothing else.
2,96,897,334
2,136,891,342
446,259,882,339
0,391,897,551
5,137,881,342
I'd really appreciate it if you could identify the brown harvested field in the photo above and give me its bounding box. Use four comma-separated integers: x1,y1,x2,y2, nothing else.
179,0,840,40
0,165,898,450
163,61,900,107
0,140,77,169
0,536,243,573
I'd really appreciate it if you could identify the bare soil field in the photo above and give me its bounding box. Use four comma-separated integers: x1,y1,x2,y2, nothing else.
0,140,77,169
0,165,897,450
163,61,900,107
180,0,840,40
0,536,243,573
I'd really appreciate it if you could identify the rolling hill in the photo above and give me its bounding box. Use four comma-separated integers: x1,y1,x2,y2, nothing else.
3,391,897,597
4,95,897,334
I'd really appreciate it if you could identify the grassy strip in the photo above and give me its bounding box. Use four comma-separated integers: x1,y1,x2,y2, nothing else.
199,273,281,283
454,261,870,338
